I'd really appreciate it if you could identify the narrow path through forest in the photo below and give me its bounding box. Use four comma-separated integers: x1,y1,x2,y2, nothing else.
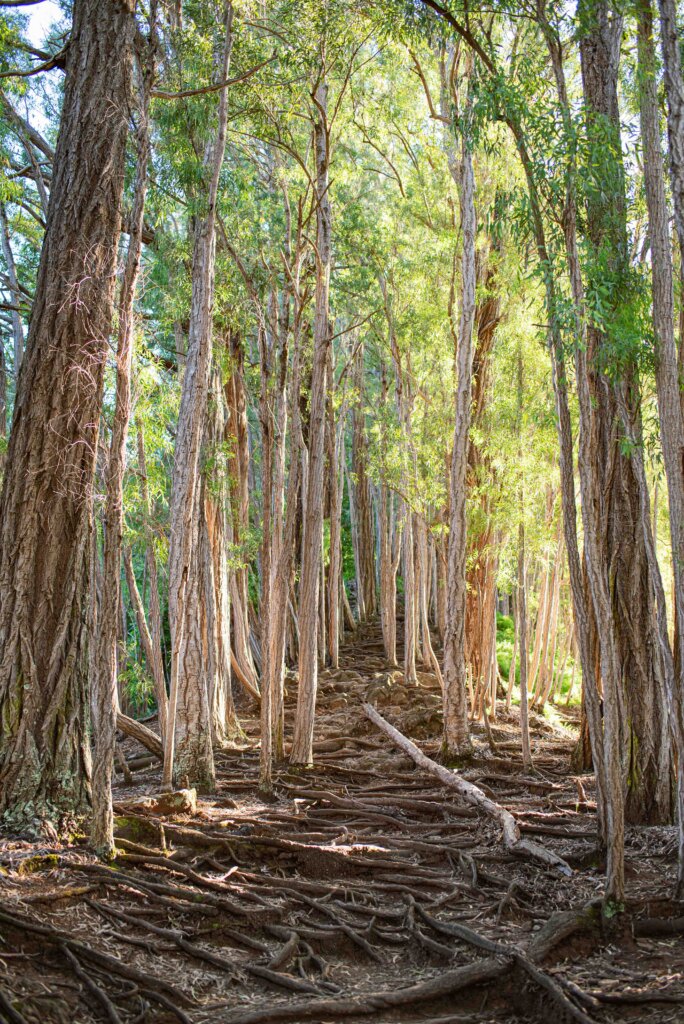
1,619,682,1023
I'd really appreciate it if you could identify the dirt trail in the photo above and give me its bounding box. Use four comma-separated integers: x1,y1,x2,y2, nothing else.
1,619,683,1023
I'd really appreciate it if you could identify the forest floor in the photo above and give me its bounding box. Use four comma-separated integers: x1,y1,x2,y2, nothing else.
1,619,683,1024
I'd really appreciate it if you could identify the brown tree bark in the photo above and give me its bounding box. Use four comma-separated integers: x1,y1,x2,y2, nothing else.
326,344,341,668
443,127,476,758
258,304,275,790
0,0,135,831
164,5,233,790
203,367,241,750
291,69,332,765
579,0,671,845
135,420,168,741
0,203,24,376
517,345,532,767
0,342,6,468
636,0,684,894
224,330,259,698
657,0,684,264
351,344,376,621
91,27,154,856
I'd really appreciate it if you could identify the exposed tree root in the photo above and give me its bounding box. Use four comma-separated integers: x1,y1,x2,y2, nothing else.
226,957,511,1024
1,618,682,1022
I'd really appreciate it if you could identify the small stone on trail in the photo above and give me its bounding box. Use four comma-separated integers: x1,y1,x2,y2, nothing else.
119,788,197,817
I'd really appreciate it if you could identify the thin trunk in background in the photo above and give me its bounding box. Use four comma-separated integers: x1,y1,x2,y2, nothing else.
259,304,274,790
443,111,476,759
291,65,332,765
225,330,259,698
203,366,240,748
136,419,168,740
326,343,342,668
164,5,233,790
0,204,24,376
351,344,376,621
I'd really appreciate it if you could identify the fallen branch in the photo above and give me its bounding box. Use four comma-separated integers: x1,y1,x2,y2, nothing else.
116,711,163,759
363,703,572,875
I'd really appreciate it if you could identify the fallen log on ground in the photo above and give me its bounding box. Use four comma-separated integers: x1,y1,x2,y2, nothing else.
116,711,163,759
363,703,572,875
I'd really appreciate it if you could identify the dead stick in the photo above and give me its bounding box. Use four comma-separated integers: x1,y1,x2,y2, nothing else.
362,703,571,875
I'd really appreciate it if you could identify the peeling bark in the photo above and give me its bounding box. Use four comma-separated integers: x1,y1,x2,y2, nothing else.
0,0,135,831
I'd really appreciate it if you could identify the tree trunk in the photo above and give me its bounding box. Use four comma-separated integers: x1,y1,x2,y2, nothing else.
527,15,607,834
291,71,331,765
259,310,274,790
518,525,532,768
443,130,476,758
379,479,400,668
0,0,135,831
506,592,518,712
164,5,233,790
351,344,376,620
91,41,154,855
579,1,671,849
657,0,684,264
326,344,341,668
135,419,168,741
225,330,259,698
0,342,6,469
0,203,24,376
636,0,684,894
203,367,241,749
174,513,215,791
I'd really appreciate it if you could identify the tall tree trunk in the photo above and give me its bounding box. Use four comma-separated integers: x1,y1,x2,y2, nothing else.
264,279,291,760
443,129,476,758
579,0,671,842
0,342,6,470
351,344,376,620
523,14,607,830
379,481,400,667
657,0,684,264
326,344,342,668
401,509,418,684
164,5,233,790
225,331,259,697
135,419,168,740
203,367,240,749
291,70,331,765
0,0,135,831
518,522,532,769
259,310,274,789
91,30,154,856
506,592,518,712
0,204,24,376
637,0,684,894
174,513,215,790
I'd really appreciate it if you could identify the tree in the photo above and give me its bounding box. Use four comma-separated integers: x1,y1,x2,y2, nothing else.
0,0,135,831
163,3,233,791
442,77,476,759
291,61,332,765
